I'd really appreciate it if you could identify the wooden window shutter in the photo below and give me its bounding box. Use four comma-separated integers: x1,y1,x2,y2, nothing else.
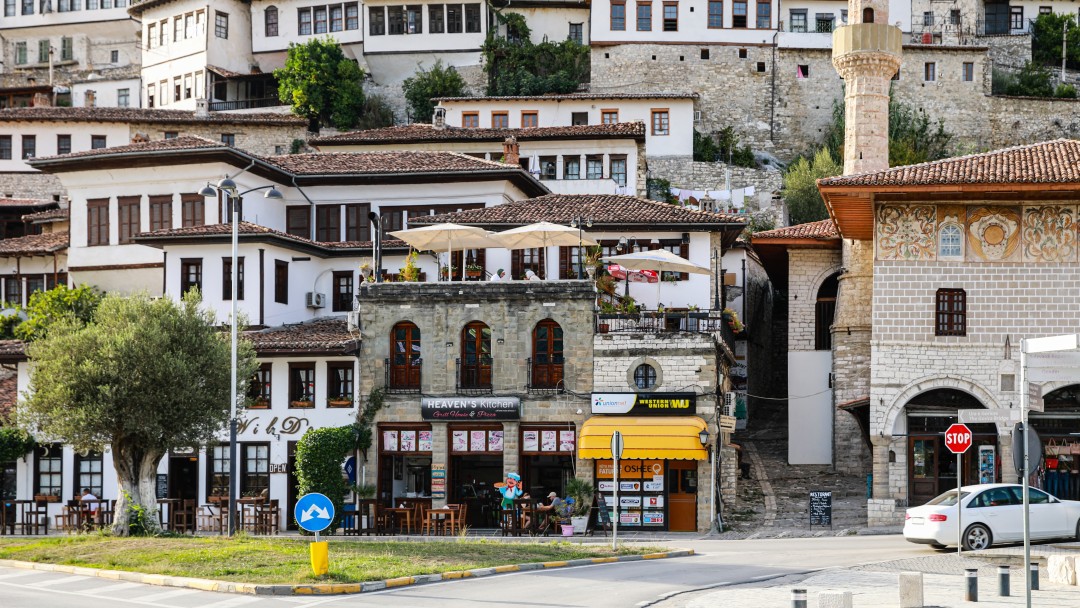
680,242,689,280
559,246,570,279
512,249,522,279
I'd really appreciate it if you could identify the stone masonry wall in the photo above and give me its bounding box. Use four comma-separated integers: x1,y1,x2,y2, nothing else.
133,123,309,158
0,173,64,199
355,281,595,506
787,249,842,352
832,240,874,476
647,158,784,199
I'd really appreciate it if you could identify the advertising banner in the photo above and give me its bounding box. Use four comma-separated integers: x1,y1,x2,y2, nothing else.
591,393,697,415
421,397,521,420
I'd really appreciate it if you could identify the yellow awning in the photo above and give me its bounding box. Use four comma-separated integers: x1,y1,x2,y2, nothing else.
578,416,708,461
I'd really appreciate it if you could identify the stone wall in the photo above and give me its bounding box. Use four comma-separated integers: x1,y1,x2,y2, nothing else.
132,122,309,158
787,249,842,352
0,173,63,199
593,332,718,394
832,240,874,476
988,96,1080,147
972,34,1032,71
647,158,784,199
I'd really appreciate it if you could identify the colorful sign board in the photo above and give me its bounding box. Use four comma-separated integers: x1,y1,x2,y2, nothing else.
591,393,697,416
420,397,521,420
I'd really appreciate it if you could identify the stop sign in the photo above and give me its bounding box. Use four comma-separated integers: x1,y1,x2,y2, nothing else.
944,423,973,454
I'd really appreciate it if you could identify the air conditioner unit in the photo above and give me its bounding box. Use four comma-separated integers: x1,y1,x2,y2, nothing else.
346,311,359,332
305,292,326,308
722,392,736,417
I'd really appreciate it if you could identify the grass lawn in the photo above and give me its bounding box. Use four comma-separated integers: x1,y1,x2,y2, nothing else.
0,536,666,584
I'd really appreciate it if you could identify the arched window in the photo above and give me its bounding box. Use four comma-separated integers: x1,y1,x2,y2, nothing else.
634,364,657,389
265,6,279,37
389,321,421,391
460,321,492,390
862,7,874,23
815,272,840,350
531,320,564,390
939,224,962,258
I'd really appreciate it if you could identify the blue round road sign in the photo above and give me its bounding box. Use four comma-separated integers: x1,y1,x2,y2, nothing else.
294,492,335,533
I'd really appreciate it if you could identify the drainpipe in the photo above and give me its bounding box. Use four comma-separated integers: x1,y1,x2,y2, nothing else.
770,28,779,143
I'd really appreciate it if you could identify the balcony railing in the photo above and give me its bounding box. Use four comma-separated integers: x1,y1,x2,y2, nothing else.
383,357,422,394
455,357,493,396
525,358,565,395
595,309,739,347
208,97,283,112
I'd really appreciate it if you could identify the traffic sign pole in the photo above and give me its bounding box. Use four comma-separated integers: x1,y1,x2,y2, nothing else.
294,493,335,576
611,431,624,552
944,423,973,555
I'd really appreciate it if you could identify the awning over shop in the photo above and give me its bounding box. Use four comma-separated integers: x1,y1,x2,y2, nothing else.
579,416,708,460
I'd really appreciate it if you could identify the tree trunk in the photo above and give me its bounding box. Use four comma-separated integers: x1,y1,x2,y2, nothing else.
111,441,165,536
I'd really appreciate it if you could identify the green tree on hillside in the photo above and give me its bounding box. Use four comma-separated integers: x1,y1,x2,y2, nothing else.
403,60,468,124
275,37,367,131
482,13,589,96
781,148,843,226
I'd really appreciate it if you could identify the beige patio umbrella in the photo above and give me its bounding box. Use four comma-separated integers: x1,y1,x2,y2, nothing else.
389,223,499,282
489,222,598,279
603,249,710,308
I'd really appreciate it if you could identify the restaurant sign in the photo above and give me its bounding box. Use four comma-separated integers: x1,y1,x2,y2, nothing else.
421,397,521,420
591,393,696,415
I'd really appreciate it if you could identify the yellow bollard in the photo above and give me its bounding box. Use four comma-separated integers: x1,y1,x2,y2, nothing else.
310,541,329,576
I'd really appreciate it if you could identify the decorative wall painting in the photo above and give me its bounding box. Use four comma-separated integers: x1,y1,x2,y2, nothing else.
541,430,557,451
418,430,432,452
383,430,398,452
559,430,576,452
399,430,416,452
967,206,1020,262
452,430,467,452
876,205,936,260
489,430,504,452
1022,205,1076,263
470,430,486,451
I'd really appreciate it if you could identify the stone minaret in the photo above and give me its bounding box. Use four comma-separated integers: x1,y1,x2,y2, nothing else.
828,1,901,486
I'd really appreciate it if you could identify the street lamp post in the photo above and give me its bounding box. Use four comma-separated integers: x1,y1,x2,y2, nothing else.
200,179,283,536
569,217,593,278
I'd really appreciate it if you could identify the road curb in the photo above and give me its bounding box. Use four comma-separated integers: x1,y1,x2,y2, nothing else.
0,549,694,596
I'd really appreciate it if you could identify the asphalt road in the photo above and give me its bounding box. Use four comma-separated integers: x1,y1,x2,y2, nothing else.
0,535,934,608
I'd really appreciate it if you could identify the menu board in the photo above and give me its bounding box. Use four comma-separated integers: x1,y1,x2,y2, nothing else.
431,464,446,499
809,491,832,527
559,430,575,451
452,430,468,452
489,430,504,452
541,430,557,451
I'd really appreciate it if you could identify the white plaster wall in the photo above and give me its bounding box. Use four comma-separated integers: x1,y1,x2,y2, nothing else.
0,4,130,30
139,0,211,70
0,122,130,173
70,78,142,109
505,6,590,45
141,53,210,111
788,350,833,464
589,0,778,45
251,0,365,54
438,97,694,157
363,0,487,54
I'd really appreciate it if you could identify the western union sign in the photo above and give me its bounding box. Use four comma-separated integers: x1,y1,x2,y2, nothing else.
591,393,697,416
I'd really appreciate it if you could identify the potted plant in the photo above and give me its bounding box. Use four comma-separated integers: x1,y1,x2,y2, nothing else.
401,251,420,282
564,478,595,534
552,496,577,536
290,398,314,408
440,265,456,280
465,263,484,279
252,397,270,408
328,396,353,407
359,261,372,281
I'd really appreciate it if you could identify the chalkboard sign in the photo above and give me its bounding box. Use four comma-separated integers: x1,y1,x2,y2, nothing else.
809,491,832,527
596,494,613,527
156,474,168,500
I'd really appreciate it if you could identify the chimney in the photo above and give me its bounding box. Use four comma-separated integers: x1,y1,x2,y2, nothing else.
502,136,519,166
31,92,50,107
194,98,209,118
130,132,150,144
432,106,446,129
84,90,96,107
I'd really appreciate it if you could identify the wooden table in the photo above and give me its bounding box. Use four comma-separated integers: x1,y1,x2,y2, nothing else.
424,508,457,535
75,499,111,531
386,507,413,534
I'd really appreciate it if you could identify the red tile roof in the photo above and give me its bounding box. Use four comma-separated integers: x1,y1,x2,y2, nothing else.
818,139,1080,188
434,92,698,102
0,341,26,364
0,107,303,126
0,231,68,256
35,135,228,161
310,122,646,145
246,318,359,355
752,219,839,240
0,374,16,421
0,198,53,208
266,151,519,175
22,208,68,223
411,194,746,226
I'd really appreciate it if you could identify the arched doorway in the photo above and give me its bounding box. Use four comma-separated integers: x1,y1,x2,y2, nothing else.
815,273,839,350
905,389,998,505
1030,384,1080,500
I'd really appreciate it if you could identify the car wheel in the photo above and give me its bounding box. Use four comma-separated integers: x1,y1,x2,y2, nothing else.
963,524,992,551
930,543,947,550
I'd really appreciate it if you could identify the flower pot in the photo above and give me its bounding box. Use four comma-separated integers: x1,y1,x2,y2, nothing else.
560,523,574,536
598,323,610,334
290,400,314,408
328,398,353,407
465,269,482,279
571,515,589,534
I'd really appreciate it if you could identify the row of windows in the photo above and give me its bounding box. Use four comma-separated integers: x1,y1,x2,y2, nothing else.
249,361,355,408
147,70,204,108
535,154,628,186
460,108,670,135
179,256,355,312
86,194,205,247
788,9,846,33
612,0,770,31
12,37,73,66
4,0,125,17
1,274,66,308
388,319,563,390
146,10,207,49
0,134,105,160
291,3,360,36
31,445,103,498
369,3,482,36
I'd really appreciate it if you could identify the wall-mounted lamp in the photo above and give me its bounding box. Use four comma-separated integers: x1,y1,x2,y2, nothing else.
445,341,454,347
698,428,710,446
496,338,505,345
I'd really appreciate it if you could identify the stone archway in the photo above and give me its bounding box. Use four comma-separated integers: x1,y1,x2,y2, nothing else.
881,376,1000,436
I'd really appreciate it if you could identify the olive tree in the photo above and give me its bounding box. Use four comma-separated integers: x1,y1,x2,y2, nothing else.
19,292,256,535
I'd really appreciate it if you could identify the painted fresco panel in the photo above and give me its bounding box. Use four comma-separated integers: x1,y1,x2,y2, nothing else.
876,205,936,261
966,206,1021,262
1022,205,1077,263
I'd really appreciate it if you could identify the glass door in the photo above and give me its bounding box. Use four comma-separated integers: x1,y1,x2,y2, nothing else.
909,437,938,506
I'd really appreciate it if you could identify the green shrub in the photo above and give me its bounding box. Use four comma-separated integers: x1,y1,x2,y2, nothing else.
295,426,357,533
1055,83,1077,98
0,428,34,461
482,13,589,96
403,60,468,124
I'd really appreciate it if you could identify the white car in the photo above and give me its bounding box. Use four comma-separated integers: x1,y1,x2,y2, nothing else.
903,483,1080,550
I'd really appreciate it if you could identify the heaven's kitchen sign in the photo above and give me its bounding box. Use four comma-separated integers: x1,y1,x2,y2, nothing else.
421,397,521,420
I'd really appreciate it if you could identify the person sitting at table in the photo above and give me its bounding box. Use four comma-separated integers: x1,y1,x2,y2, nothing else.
79,488,99,528
524,269,541,281
535,492,562,532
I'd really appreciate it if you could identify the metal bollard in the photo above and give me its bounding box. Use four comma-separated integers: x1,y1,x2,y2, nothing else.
965,568,978,602
1030,562,1039,591
792,588,807,608
998,565,1010,596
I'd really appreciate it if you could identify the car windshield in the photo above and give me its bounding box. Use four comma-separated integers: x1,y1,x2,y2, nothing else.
926,489,971,506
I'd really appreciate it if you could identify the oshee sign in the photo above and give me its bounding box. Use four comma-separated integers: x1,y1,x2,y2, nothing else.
421,397,521,420
591,393,696,415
